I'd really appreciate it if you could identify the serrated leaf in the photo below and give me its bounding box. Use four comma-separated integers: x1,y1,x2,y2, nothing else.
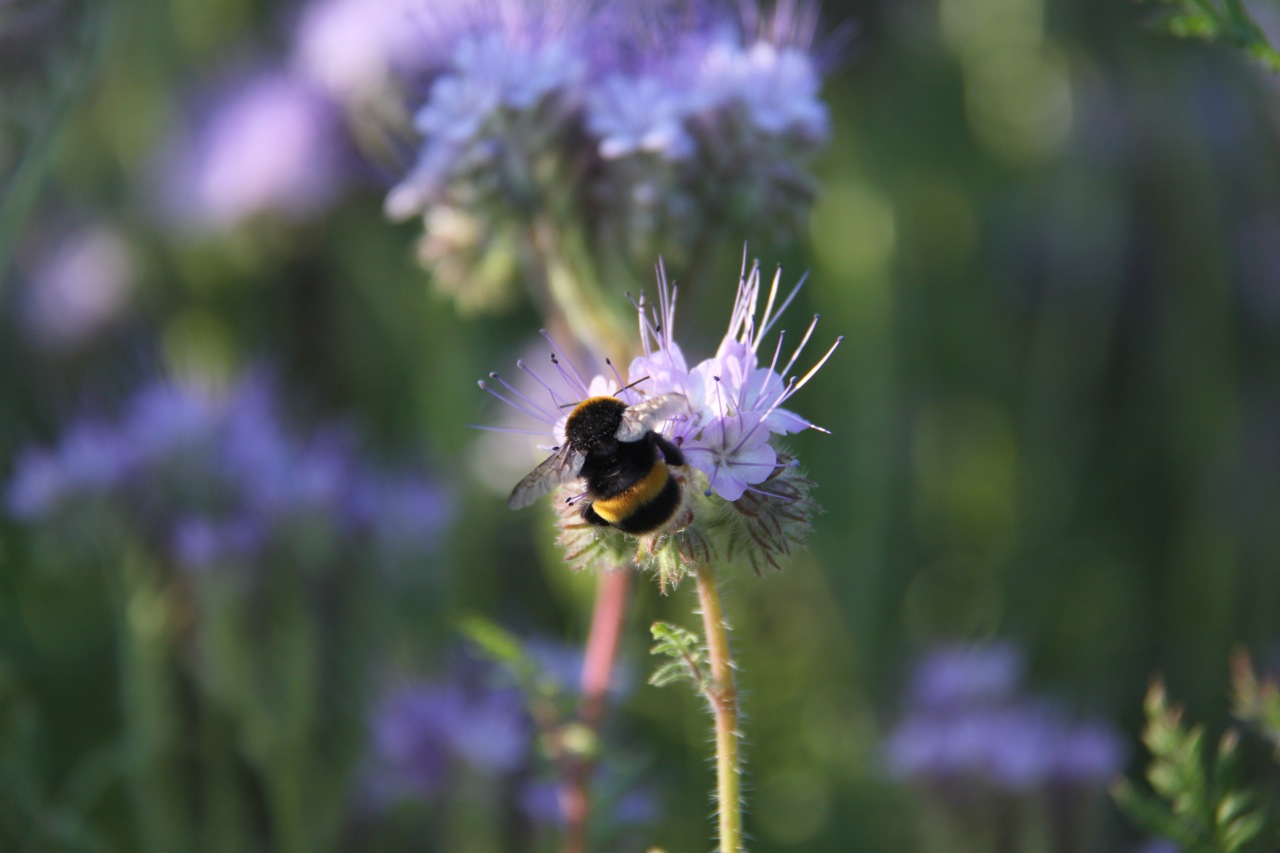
649,661,690,688
1112,780,1197,843
648,621,707,691
1215,791,1253,826
1220,810,1264,852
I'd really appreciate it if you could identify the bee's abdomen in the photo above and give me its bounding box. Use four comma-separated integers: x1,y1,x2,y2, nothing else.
589,463,681,534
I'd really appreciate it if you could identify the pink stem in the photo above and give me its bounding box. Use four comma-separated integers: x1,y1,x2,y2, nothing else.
560,568,632,853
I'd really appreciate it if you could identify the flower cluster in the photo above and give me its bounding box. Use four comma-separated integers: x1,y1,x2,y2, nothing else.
482,258,838,583
885,643,1125,852
376,0,831,302
7,371,450,573
365,643,656,842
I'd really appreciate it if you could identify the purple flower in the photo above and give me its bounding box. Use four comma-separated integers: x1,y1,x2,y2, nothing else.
7,371,449,573
885,643,1125,795
379,1,832,282
20,225,135,351
291,0,427,103
371,680,531,799
170,515,266,572
384,25,586,219
352,473,454,557
518,779,658,828
907,643,1025,711
586,74,697,161
484,257,839,505
7,420,140,519
1052,721,1126,784
157,71,345,232
630,258,840,501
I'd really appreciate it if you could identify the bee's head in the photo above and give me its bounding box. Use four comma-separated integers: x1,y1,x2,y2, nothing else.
565,396,627,452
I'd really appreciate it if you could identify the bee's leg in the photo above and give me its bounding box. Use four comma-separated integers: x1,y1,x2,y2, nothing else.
581,502,611,527
654,434,685,466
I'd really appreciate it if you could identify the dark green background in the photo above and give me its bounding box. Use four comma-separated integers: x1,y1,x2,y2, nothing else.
3,0,1278,850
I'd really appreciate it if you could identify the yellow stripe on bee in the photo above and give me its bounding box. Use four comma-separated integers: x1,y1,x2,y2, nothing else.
591,463,669,524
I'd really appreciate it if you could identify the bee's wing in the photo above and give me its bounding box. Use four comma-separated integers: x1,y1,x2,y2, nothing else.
507,445,585,510
615,392,688,442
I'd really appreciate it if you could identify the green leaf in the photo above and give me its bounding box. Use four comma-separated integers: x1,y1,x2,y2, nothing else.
1164,13,1220,38
648,621,708,691
1219,809,1264,852
459,615,525,666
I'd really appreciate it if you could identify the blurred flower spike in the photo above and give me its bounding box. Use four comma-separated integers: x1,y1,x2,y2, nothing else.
6,371,450,574
885,643,1125,852
480,256,839,586
381,0,832,304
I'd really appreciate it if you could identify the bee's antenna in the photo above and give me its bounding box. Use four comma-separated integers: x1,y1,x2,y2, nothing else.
615,374,650,396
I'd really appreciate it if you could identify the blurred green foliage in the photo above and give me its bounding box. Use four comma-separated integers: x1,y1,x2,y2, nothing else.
1114,675,1274,852
3,0,1280,850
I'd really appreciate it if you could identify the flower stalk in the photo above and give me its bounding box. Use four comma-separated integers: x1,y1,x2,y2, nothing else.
696,561,742,853
560,566,633,853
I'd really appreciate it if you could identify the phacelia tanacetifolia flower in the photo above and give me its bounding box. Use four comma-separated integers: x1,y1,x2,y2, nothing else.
381,1,833,305
480,257,840,587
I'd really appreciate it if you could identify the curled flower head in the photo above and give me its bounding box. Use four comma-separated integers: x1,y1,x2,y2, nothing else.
480,256,839,585
379,1,833,303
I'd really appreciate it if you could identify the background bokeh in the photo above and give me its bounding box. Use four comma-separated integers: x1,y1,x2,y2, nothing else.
2,0,1279,850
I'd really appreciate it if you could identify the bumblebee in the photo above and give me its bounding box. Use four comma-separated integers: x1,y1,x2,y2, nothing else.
508,393,687,534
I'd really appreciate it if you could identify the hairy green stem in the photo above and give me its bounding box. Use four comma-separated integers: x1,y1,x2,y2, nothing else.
695,562,742,853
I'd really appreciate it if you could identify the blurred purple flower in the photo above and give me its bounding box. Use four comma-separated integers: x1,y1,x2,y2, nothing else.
291,0,427,103
907,642,1024,711
6,371,450,573
518,776,658,828
351,473,453,557
7,421,139,519
21,225,135,351
380,1,832,276
885,643,1125,794
371,680,531,799
157,71,346,232
170,515,266,572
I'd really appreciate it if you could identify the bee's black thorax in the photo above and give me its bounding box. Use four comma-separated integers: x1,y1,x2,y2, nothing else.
565,397,626,452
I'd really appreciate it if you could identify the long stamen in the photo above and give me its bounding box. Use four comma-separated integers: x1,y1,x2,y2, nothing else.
791,335,843,393
633,290,659,357
489,370,560,421
478,380,549,422
605,358,630,396
727,261,759,345
540,330,592,397
778,314,820,381
756,264,783,349
518,359,574,409
468,424,554,436
759,270,807,342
